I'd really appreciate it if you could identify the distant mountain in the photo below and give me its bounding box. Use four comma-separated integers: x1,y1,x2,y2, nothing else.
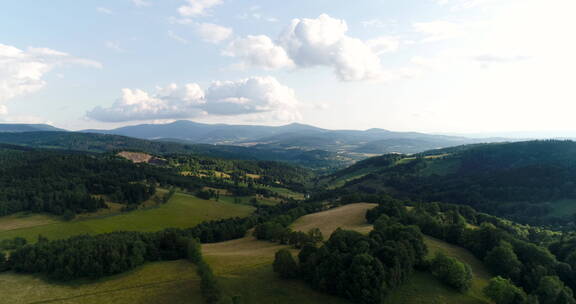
0,131,351,171
84,120,504,155
0,123,65,133
83,121,325,144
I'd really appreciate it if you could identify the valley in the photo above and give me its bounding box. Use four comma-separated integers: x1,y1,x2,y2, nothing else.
3,1,573,302
0,129,575,304
0,201,491,304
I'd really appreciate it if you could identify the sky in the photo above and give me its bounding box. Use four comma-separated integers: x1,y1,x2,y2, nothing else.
1,0,576,134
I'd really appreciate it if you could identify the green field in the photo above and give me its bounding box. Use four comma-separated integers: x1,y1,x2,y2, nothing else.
219,264,352,304
384,271,486,304
0,201,494,304
421,236,492,303
383,235,492,304
325,168,376,190
0,260,201,304
0,192,254,243
265,186,306,200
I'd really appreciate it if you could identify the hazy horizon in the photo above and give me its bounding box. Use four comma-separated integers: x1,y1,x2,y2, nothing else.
1,0,575,134
6,118,576,140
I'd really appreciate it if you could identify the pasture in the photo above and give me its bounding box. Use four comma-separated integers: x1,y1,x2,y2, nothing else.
0,192,254,243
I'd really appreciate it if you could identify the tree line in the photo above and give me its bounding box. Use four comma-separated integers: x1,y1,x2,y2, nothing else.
0,200,315,281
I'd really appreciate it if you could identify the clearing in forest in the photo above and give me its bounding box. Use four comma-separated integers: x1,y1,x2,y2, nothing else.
291,203,377,236
0,192,254,243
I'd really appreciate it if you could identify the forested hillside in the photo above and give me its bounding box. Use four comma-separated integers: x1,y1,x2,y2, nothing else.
0,146,157,217
0,144,313,219
326,140,576,226
0,131,350,171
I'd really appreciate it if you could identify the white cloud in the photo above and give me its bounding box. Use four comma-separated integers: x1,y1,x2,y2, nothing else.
178,0,223,17
279,14,387,81
0,105,6,115
87,76,301,122
223,35,293,69
167,31,189,44
204,77,300,119
194,23,233,44
226,14,390,81
413,21,465,42
132,0,151,7
96,7,113,15
0,44,101,113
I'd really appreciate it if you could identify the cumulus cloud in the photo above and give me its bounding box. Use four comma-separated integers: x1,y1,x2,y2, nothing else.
223,35,293,69
87,76,301,122
225,14,392,81
194,23,233,43
178,0,223,17
0,44,101,111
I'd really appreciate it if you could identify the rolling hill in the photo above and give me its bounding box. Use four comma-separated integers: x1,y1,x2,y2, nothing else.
0,131,351,170
327,140,576,226
0,123,65,133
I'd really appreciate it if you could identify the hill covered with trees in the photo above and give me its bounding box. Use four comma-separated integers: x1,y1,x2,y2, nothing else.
324,140,576,226
0,143,314,219
0,131,350,171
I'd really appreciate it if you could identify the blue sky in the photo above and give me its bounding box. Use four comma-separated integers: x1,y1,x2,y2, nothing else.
1,0,575,133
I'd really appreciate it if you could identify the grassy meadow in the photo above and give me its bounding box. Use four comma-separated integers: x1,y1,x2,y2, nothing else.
0,192,254,243
0,200,494,304
0,260,201,304
291,203,377,236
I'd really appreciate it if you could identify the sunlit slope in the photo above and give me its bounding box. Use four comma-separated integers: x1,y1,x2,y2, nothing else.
0,260,202,304
0,192,254,242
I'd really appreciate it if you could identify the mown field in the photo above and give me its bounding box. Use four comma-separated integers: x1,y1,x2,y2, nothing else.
291,203,377,236
0,192,254,243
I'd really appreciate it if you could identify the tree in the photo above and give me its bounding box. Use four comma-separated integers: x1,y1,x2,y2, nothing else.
430,252,473,292
484,276,527,304
62,210,75,221
535,276,576,304
0,252,7,272
485,241,522,280
273,249,299,279
345,254,386,304
187,238,202,264
307,228,324,245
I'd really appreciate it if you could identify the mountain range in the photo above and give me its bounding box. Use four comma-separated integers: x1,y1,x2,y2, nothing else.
0,120,511,156
82,120,509,155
